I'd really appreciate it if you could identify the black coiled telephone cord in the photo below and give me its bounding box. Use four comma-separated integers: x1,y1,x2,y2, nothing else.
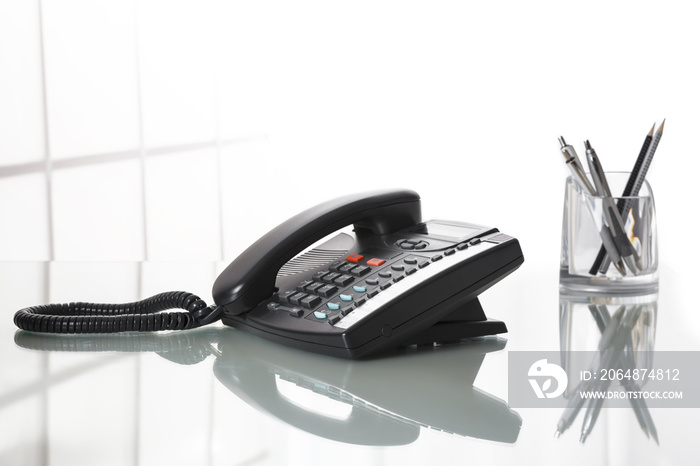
14,291,223,334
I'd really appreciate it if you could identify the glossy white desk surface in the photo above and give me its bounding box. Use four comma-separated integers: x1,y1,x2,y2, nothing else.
1,261,699,466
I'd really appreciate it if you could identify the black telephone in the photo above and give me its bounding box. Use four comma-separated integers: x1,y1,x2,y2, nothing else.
14,189,523,359
213,189,524,358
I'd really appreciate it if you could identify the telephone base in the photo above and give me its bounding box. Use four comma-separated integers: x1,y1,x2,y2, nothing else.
399,298,507,347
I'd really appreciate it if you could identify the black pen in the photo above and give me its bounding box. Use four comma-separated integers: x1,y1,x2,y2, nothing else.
590,124,654,275
597,121,665,274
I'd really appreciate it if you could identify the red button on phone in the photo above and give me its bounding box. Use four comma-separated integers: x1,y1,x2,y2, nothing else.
367,258,385,266
346,254,364,263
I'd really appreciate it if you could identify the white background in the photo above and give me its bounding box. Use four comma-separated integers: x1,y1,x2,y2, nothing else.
2,0,697,272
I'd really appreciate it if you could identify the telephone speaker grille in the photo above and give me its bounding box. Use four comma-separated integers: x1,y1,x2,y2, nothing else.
277,248,346,277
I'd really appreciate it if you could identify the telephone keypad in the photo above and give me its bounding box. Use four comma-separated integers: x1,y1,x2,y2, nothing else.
328,260,346,272
278,250,436,325
317,284,338,298
322,272,340,284
338,263,356,274
296,280,313,292
278,290,297,303
349,265,370,277
305,282,324,293
334,274,354,286
300,295,322,309
289,293,308,306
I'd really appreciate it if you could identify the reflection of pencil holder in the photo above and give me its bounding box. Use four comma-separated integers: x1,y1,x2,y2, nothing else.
560,172,658,294
559,293,658,394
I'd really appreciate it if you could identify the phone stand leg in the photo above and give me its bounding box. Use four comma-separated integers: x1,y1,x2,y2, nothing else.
399,298,507,346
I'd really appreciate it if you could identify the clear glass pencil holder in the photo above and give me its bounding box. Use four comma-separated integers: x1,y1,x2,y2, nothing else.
560,172,658,295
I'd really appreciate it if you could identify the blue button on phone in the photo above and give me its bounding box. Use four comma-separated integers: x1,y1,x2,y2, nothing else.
326,302,340,310
339,294,353,302
352,286,366,293
314,311,328,319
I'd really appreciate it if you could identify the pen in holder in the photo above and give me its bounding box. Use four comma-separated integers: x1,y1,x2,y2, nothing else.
560,172,658,294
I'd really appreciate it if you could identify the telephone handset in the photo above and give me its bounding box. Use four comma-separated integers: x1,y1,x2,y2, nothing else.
213,189,524,358
213,190,422,316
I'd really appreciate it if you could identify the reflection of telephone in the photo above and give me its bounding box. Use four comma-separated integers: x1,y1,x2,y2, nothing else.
14,326,522,445
213,329,521,445
213,189,524,358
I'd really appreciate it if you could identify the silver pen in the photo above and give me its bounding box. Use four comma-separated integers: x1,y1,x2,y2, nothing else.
585,140,641,275
559,137,626,276
559,137,596,195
